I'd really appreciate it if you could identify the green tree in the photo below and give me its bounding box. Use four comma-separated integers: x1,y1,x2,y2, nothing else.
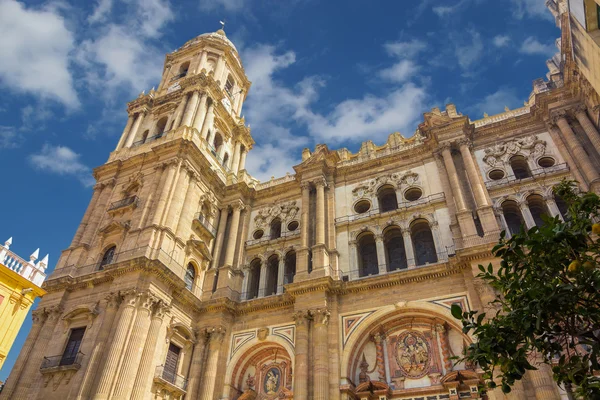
452,181,600,398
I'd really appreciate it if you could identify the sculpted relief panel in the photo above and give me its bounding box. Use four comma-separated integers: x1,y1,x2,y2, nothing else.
482,134,547,167
352,171,420,199
254,201,299,228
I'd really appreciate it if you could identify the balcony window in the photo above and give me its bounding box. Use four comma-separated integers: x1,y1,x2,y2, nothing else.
510,155,532,179
378,185,398,213
358,232,379,277
162,343,181,385
270,218,282,239
185,263,196,291
60,327,85,366
411,219,438,266
99,246,116,270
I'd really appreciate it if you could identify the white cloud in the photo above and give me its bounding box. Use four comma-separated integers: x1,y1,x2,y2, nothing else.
473,88,521,117
199,0,247,12
519,36,556,56
383,39,427,58
29,144,94,186
0,126,21,149
0,0,78,108
379,60,418,83
433,6,454,17
493,35,510,47
511,0,551,20
88,0,113,23
455,30,484,70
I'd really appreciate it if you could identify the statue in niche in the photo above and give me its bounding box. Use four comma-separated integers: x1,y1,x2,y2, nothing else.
358,353,370,383
395,331,431,379
264,367,280,394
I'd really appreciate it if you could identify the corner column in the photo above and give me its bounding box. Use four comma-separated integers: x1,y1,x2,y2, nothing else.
402,229,416,268
199,327,226,400
80,181,114,246
71,184,102,247
115,114,135,150
293,311,311,400
192,93,208,132
130,301,170,400
151,160,178,227
185,329,208,399
223,203,242,268
239,149,248,171
124,111,146,148
231,141,242,174
315,178,326,245
297,182,311,278
574,105,600,156
529,361,559,399
181,90,200,127
200,102,215,140
171,94,188,130
277,256,285,294
76,293,121,400
375,234,387,274
518,201,536,229
312,309,330,400
93,291,139,400
258,260,268,298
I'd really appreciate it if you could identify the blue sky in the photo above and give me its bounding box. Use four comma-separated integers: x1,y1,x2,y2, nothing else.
0,0,557,379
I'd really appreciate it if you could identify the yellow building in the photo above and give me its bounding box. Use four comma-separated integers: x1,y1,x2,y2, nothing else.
0,238,47,370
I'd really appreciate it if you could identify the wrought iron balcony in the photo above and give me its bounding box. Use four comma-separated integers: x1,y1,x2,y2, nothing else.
154,365,188,391
193,213,217,236
132,133,164,147
40,352,84,371
485,163,569,189
170,72,187,82
108,195,139,211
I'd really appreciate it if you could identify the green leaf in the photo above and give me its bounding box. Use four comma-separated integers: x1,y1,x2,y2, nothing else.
451,304,463,319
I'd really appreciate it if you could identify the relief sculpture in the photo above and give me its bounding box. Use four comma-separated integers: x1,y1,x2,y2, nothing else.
395,331,431,379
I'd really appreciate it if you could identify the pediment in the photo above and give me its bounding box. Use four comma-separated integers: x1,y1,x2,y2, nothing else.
186,237,213,261
98,221,130,237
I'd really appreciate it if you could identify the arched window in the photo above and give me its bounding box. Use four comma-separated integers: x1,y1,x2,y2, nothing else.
141,130,149,143
270,218,282,239
555,194,569,220
247,259,261,300
222,153,229,168
99,246,116,270
265,255,279,296
178,61,190,79
411,220,438,266
185,263,196,291
527,194,550,227
156,117,168,136
378,185,398,213
284,250,296,284
213,133,223,153
502,200,525,236
225,75,235,96
358,232,378,277
384,226,407,271
510,155,532,179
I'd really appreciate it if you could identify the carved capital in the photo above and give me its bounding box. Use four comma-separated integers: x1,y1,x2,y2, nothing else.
105,292,122,310
121,289,140,308
206,326,226,343
550,109,568,124
31,308,48,325
292,310,311,326
573,104,589,116
372,332,385,344
457,138,472,149
312,176,328,188
229,200,245,211
300,181,312,191
311,308,330,326
45,305,64,322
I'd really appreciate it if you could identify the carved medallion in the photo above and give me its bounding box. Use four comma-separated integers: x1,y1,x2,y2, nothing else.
263,367,281,395
395,331,431,379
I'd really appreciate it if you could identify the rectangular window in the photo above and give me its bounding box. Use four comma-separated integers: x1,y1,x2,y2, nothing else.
163,343,181,384
60,327,85,366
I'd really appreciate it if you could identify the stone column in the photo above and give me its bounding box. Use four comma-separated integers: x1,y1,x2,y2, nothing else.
298,182,311,276
458,139,488,207
546,122,589,191
93,291,139,400
439,144,467,211
293,311,311,400
312,309,330,400
214,57,226,86
80,180,114,247
76,293,121,400
315,178,327,245
71,184,102,247
113,293,155,399
223,203,242,267
185,329,208,399
197,51,208,73
151,161,178,227
402,229,416,268
508,380,527,400
199,327,226,400
349,241,358,280
231,141,242,174
530,362,559,399
372,333,386,382
192,93,208,133
545,197,563,221
181,90,200,127
124,111,146,148
239,149,248,171
436,324,453,374
277,256,285,294
495,208,509,235
574,105,600,156
130,301,170,400
518,201,536,229
211,207,229,269
375,234,387,274
171,94,188,130
258,260,268,298
553,111,600,186
241,265,250,299
0,309,47,399
234,208,251,269
165,166,191,233
12,305,62,400
200,102,215,140
175,172,198,238
115,114,135,150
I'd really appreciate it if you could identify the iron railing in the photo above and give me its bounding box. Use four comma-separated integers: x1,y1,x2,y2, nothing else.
132,133,164,147
193,213,217,236
485,163,569,189
108,195,139,211
170,72,187,82
155,365,188,390
40,352,84,370
245,229,300,246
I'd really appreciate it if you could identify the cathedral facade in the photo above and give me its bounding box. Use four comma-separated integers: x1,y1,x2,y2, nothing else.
3,11,600,400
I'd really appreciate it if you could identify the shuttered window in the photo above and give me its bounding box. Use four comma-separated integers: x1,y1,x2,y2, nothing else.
163,343,181,384
60,327,85,366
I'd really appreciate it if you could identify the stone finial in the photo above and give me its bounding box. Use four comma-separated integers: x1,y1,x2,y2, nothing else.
30,248,39,262
38,254,49,271
5,237,12,247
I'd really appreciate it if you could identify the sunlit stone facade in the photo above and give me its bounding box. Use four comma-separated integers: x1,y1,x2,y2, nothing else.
3,19,600,400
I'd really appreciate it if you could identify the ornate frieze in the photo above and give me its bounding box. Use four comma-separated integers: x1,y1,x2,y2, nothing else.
254,201,299,228
482,134,546,167
352,170,420,199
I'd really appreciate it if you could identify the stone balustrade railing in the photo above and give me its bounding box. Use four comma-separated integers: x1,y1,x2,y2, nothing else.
0,237,48,287
256,173,297,190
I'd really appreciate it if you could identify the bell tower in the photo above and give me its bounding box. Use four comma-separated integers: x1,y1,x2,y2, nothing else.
52,26,254,301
